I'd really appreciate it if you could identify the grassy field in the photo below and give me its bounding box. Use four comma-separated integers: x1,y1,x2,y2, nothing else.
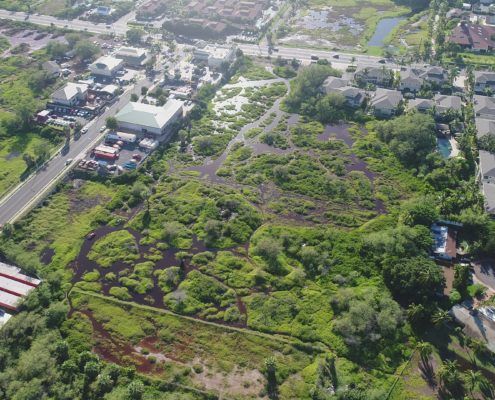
0,133,58,197
0,50,66,197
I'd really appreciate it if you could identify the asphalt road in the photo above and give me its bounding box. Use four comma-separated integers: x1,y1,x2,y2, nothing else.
0,77,151,225
0,9,122,35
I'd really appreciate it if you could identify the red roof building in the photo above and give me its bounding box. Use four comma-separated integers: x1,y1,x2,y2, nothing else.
448,22,495,52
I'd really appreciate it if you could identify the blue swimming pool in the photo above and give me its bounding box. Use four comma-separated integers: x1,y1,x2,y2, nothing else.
437,138,452,159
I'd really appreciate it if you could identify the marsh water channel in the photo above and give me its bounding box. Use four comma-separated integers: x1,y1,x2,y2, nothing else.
71,224,250,329
185,99,386,216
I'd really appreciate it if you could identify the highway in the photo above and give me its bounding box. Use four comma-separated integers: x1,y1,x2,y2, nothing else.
0,9,123,34
0,77,151,225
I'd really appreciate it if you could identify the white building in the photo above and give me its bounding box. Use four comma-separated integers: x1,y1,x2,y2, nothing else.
89,56,124,78
194,45,236,69
115,100,184,136
51,82,89,106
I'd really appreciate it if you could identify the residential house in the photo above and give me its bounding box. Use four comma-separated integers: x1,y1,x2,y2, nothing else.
476,117,495,138
89,56,124,78
434,94,463,115
474,95,495,119
448,22,495,52
370,88,403,117
337,87,367,107
407,98,434,113
431,223,458,261
136,0,167,20
115,47,149,67
399,69,423,92
479,150,495,213
322,76,348,92
419,66,448,86
354,66,394,88
474,71,495,93
322,77,367,107
51,82,88,107
115,99,184,136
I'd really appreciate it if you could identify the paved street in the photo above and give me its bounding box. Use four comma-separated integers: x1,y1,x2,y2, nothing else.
451,305,495,353
0,9,122,35
0,77,151,225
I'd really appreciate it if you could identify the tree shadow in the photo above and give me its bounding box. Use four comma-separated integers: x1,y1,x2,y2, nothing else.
419,356,437,388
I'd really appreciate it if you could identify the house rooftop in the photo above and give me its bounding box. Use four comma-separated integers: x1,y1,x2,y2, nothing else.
434,94,462,112
476,118,495,138
323,76,348,91
90,56,123,72
480,150,495,178
371,88,403,108
474,95,495,119
52,82,88,101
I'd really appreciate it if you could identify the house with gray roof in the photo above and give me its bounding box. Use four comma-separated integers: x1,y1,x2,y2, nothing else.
399,69,424,92
474,95,495,120
419,66,447,85
115,100,184,136
434,94,463,114
371,88,403,117
474,71,495,93
51,82,88,107
322,77,366,108
479,150,495,214
322,76,349,92
476,118,495,138
354,66,394,88
338,86,367,107
407,98,434,113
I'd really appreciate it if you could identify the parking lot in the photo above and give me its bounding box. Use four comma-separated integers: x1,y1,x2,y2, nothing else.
78,131,152,175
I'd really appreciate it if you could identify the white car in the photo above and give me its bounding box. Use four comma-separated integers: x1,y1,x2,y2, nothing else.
65,159,73,166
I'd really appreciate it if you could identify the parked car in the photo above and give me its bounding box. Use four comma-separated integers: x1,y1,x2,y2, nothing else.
86,232,96,240
132,153,142,161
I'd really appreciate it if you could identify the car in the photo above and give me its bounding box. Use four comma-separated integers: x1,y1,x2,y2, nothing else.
100,126,106,133
65,158,73,166
106,25,111,29
310,55,319,60
81,128,88,134
86,232,96,240
333,54,340,59
378,59,386,64
132,153,142,161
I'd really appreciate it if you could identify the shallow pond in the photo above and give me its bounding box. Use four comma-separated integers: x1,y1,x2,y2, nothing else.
367,17,405,47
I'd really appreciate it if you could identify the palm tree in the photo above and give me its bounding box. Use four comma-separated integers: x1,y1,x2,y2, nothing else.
417,341,433,364
407,303,425,325
432,309,452,326
464,370,482,398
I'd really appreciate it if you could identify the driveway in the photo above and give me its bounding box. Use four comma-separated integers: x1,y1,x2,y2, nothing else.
473,259,495,291
451,305,495,353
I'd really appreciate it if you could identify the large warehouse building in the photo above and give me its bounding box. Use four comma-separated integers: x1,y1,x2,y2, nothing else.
115,100,184,136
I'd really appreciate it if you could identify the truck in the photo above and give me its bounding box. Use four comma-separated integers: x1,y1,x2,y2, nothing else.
94,151,118,161
106,132,137,144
